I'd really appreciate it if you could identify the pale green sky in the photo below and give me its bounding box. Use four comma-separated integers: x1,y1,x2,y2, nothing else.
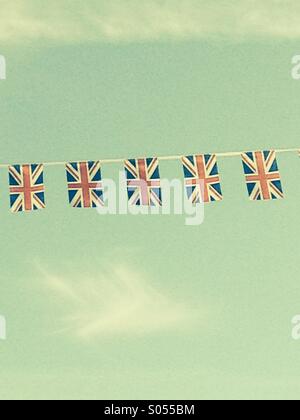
1,0,300,400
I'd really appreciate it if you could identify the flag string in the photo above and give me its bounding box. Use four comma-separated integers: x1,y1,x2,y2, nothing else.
0,147,298,168
3,148,298,211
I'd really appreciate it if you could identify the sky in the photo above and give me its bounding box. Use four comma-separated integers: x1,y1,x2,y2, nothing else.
1,0,300,400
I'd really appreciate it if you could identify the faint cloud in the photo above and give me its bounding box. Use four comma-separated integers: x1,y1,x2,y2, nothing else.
38,264,198,340
2,0,300,44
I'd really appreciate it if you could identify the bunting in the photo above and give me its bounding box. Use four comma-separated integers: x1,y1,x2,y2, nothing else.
241,151,284,201
1,148,298,213
9,164,45,213
124,158,162,207
66,161,104,208
182,154,223,203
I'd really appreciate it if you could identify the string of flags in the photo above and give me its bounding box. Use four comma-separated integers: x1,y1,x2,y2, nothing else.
1,148,299,213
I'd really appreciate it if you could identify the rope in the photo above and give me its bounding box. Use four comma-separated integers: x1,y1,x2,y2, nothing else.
0,147,298,168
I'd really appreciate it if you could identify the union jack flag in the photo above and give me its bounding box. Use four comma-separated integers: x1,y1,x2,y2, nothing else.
9,164,45,213
125,158,162,206
66,161,104,208
182,154,223,203
242,151,284,200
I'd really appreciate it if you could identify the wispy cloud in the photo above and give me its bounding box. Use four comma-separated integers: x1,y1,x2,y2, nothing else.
39,264,198,340
1,0,300,44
